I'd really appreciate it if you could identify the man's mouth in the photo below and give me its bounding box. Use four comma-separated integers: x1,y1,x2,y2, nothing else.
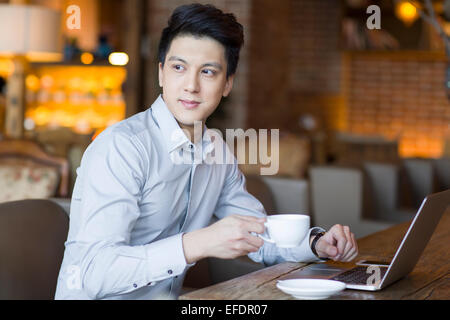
179,99,201,109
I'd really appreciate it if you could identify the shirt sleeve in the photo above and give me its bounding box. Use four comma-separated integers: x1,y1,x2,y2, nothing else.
214,154,322,266
73,130,189,299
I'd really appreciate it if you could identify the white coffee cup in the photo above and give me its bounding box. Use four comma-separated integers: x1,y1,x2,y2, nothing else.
258,214,310,248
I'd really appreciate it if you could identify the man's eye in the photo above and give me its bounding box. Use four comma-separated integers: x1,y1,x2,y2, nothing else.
202,69,216,76
173,65,185,71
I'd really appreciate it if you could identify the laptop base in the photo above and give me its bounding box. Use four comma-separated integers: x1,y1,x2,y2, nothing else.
279,263,384,291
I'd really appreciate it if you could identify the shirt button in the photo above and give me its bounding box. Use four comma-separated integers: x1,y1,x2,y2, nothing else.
168,269,173,275
147,282,153,286
133,283,137,288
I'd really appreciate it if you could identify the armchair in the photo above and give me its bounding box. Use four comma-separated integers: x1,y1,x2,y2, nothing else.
0,139,69,203
0,199,68,299
309,165,395,239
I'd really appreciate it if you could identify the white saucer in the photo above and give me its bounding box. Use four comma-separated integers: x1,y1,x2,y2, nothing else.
276,279,346,300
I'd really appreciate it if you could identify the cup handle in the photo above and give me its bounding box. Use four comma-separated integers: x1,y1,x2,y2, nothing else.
254,222,275,244
257,233,275,244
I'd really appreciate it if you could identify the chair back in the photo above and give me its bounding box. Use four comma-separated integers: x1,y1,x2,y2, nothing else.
363,162,399,217
310,166,399,238
0,139,69,198
432,158,450,190
0,199,69,299
403,158,436,208
261,176,309,214
309,166,363,229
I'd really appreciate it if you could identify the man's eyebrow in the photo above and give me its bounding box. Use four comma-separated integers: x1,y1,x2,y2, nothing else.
202,62,223,70
167,56,223,70
167,56,188,64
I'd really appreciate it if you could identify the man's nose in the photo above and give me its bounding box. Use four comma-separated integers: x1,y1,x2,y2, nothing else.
184,71,200,93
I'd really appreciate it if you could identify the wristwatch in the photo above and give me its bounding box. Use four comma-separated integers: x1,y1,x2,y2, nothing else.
310,230,327,259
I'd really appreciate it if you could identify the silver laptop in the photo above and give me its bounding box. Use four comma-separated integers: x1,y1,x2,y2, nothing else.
280,189,450,291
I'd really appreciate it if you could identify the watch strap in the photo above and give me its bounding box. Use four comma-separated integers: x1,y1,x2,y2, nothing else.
311,231,327,259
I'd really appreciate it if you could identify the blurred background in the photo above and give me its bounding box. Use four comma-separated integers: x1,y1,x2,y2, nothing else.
0,0,449,234
0,0,450,298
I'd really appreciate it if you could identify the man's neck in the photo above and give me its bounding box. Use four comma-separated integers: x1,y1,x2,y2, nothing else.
178,121,204,144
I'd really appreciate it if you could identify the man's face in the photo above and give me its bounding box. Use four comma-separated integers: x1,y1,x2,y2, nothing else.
158,35,234,130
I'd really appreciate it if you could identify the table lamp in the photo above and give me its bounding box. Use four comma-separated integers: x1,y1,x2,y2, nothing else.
0,3,62,138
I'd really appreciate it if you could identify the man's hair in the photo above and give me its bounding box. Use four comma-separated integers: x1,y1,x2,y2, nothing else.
158,3,244,78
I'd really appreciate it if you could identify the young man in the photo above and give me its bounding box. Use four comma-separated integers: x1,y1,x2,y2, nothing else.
55,4,358,300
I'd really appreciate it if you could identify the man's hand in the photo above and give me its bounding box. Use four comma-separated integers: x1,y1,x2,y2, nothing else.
312,224,358,262
182,215,266,264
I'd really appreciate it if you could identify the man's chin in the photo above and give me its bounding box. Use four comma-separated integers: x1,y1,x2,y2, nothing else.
176,116,205,126
175,118,205,129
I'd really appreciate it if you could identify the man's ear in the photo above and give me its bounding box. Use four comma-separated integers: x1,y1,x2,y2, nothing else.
223,75,234,97
158,62,163,87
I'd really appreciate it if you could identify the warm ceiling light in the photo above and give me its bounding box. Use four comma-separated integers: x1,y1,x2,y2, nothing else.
25,74,40,91
81,52,94,65
0,58,14,76
395,1,420,26
108,52,129,66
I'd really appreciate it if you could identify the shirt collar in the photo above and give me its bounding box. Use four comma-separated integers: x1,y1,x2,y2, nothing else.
150,95,214,157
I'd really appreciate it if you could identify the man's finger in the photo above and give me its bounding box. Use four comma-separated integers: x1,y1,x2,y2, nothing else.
236,214,266,223
352,233,359,256
346,251,359,262
315,238,338,258
232,215,265,234
245,230,264,245
342,231,359,261
342,231,357,259
234,239,261,255
341,247,356,261
245,220,266,234
333,226,347,257
341,226,354,260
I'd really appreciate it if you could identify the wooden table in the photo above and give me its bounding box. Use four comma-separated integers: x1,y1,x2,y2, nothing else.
180,208,450,300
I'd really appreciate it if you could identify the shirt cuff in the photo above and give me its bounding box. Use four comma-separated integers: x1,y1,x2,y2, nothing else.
144,233,192,284
291,227,326,262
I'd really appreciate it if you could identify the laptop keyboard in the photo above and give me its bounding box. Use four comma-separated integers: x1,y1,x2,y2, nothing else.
330,266,388,285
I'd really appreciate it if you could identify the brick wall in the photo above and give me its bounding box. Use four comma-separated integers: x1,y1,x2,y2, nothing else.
346,52,450,158
289,0,342,94
247,0,343,133
246,0,290,130
247,0,449,158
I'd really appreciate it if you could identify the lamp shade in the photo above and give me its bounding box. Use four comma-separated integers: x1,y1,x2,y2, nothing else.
0,4,62,62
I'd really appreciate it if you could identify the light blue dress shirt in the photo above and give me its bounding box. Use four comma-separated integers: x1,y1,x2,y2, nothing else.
54,95,321,300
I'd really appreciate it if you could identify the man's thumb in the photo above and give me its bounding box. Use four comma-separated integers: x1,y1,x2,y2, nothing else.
316,239,337,257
